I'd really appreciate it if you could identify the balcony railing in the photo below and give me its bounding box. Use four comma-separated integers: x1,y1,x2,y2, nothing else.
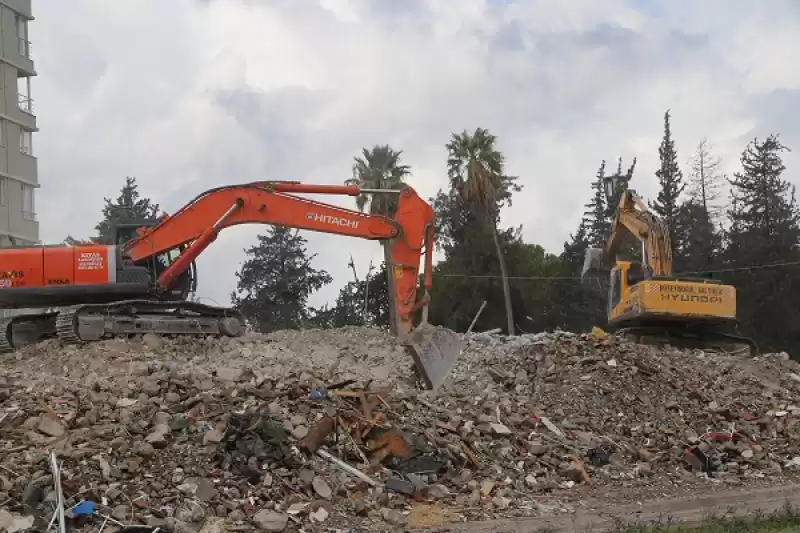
17,94,33,114
17,38,30,58
22,210,36,221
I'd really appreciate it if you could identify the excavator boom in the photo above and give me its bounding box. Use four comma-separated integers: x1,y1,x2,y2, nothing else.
122,182,433,336
0,181,462,388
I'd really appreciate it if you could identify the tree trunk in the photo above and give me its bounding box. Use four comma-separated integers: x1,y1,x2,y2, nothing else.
491,224,515,335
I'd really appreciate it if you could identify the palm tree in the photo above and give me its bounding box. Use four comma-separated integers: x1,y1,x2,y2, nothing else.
345,145,411,335
446,127,515,335
345,145,411,217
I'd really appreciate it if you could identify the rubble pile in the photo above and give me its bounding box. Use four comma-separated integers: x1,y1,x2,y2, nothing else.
1,327,800,532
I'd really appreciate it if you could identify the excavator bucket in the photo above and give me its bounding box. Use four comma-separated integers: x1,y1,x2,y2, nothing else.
403,321,462,390
581,247,607,281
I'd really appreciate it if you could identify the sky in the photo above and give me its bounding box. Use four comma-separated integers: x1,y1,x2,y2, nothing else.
30,0,800,307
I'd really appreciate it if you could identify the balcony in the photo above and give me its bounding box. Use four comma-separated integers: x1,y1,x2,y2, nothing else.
9,213,37,241
12,94,36,130
4,0,31,18
14,39,34,76
9,152,37,186
17,94,32,114
13,12,35,76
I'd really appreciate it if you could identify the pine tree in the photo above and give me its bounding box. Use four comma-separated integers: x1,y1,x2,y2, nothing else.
687,138,724,221
674,139,725,274
94,177,160,244
724,134,800,353
673,201,721,274
727,135,798,263
604,157,637,221
649,110,685,242
562,160,609,270
231,226,332,332
585,161,609,248
561,220,590,271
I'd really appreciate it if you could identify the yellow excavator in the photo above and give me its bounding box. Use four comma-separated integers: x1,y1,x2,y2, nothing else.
582,175,756,354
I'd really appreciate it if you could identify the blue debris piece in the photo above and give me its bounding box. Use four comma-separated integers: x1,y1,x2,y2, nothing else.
309,389,327,400
71,500,96,516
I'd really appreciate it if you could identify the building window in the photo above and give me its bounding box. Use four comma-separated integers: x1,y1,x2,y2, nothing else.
21,183,35,220
16,16,29,58
0,179,6,206
20,130,32,155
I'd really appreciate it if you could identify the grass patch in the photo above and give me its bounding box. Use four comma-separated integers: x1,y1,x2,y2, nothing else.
536,502,800,533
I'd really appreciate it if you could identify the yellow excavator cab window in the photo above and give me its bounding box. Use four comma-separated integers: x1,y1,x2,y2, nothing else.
627,261,646,287
609,268,622,313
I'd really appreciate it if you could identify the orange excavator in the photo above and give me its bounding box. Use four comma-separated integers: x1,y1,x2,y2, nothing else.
0,181,461,388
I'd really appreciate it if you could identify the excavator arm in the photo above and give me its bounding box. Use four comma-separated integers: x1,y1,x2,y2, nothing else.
602,189,672,276
582,188,673,279
122,181,436,336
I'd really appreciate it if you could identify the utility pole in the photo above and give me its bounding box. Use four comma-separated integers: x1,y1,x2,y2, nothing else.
363,260,375,324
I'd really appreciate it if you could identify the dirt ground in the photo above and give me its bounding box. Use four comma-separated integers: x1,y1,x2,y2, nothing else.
415,484,800,532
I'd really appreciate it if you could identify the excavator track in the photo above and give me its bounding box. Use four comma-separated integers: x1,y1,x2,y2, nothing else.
617,324,758,356
0,299,245,353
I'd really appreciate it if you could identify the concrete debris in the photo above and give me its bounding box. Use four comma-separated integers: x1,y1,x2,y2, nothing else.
252,510,288,531
2,326,800,530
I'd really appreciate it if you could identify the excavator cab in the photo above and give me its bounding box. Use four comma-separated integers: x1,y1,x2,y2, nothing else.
112,220,198,301
112,221,157,246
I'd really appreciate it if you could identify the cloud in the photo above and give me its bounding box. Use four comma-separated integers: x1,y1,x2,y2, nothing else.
31,0,800,308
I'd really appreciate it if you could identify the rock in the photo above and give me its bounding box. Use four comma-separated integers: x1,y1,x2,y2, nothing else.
426,484,451,499
561,463,586,483
142,333,165,351
194,478,217,502
112,505,128,521
0,510,13,530
636,448,654,462
203,429,225,444
142,380,161,396
291,425,309,439
145,430,167,447
199,517,226,533
37,416,65,437
298,469,315,486
134,441,155,458
312,476,332,499
493,496,512,509
381,508,406,525
116,398,137,408
253,510,288,531
490,423,512,435
386,477,415,495
480,478,495,497
153,411,172,425
636,462,653,477
529,442,548,455
309,507,329,523
217,368,244,382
